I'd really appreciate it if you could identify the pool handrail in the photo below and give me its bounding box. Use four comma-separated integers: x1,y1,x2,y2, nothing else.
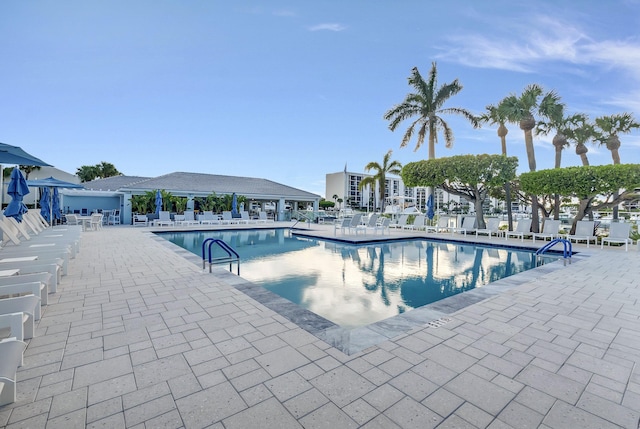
535,237,573,259
201,238,240,275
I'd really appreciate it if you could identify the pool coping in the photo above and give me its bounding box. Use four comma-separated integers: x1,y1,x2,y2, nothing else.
150,228,589,355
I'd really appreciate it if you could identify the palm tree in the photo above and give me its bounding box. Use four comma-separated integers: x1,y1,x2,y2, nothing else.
594,113,639,165
594,113,640,219
501,84,560,232
358,150,402,211
479,101,514,230
564,114,595,167
535,103,574,219
384,62,479,159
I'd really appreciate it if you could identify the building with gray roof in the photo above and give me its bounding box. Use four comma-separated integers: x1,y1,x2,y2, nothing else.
62,172,320,224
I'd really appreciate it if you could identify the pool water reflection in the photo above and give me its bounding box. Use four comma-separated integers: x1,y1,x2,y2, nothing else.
162,229,543,328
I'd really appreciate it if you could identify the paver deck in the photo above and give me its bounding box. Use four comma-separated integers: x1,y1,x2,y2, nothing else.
1,223,639,428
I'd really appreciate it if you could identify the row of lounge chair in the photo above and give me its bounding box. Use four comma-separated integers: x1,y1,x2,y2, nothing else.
0,209,81,405
143,211,275,227
334,213,635,250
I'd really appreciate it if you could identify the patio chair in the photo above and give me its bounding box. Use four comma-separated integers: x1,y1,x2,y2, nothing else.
108,210,120,225
601,222,632,251
239,211,256,224
449,216,475,235
356,214,379,234
334,217,350,235
338,213,363,235
0,295,39,339
475,218,502,239
133,214,149,227
389,215,409,229
505,218,533,242
404,215,425,231
221,211,240,225
0,337,27,405
200,211,221,225
90,213,103,230
425,216,450,234
532,219,561,243
566,220,597,247
257,212,274,223
154,211,174,227
373,217,390,235
0,282,46,320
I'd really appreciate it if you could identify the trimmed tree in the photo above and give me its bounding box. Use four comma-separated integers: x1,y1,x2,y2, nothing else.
519,164,640,234
401,154,518,229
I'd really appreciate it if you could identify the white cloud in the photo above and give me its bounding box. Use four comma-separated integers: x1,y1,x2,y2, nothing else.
436,14,640,79
308,23,346,32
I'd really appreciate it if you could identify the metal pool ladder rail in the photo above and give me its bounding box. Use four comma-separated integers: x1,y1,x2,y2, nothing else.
202,238,240,275
535,237,573,259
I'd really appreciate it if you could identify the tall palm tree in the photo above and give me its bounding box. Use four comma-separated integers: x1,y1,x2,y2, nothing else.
594,113,640,219
594,113,639,165
535,102,573,219
479,100,514,230
564,114,595,167
501,84,560,232
358,150,402,211
384,62,479,159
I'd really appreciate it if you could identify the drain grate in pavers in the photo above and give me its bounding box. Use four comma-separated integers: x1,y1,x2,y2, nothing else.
426,317,452,328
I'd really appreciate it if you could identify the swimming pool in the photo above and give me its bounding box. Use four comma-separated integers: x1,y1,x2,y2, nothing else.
161,229,554,329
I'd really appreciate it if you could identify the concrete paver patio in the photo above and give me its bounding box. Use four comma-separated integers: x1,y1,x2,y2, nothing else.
1,223,639,428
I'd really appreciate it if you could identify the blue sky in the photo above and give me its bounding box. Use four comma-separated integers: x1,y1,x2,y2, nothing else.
1,1,640,198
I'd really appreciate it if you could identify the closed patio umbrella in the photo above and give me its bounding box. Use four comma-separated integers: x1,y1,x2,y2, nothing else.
426,194,435,221
232,193,238,217
155,189,163,216
52,188,61,222
3,167,30,222
39,187,51,223
0,142,51,207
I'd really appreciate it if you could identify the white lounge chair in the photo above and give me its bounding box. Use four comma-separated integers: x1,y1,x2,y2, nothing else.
346,213,363,234
0,337,27,405
221,211,240,225
566,220,597,248
505,219,533,242
475,218,502,239
0,272,51,303
373,218,390,235
532,219,561,243
257,212,274,223
601,222,632,251
425,216,450,234
404,215,425,231
154,211,174,227
0,314,24,342
356,214,379,234
0,295,40,339
200,211,221,225
334,218,350,235
389,215,409,229
0,282,47,319
239,211,256,224
449,216,475,235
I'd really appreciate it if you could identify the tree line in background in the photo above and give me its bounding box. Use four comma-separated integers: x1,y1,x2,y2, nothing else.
76,162,121,182
361,62,640,234
130,191,249,215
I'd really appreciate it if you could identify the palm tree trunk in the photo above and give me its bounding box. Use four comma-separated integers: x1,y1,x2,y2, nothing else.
580,154,590,166
523,129,539,232
611,149,620,220
553,143,562,220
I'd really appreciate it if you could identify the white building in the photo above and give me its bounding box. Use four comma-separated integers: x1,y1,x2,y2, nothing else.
325,169,468,214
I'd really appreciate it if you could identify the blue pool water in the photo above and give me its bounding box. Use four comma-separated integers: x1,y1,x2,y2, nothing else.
162,229,549,328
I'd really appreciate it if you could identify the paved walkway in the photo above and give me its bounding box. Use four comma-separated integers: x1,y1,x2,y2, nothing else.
1,224,640,428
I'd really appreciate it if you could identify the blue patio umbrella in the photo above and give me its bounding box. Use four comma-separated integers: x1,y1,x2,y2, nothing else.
40,187,51,223
0,142,52,208
155,190,163,216
426,194,435,220
52,188,61,221
231,193,239,216
3,167,30,222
